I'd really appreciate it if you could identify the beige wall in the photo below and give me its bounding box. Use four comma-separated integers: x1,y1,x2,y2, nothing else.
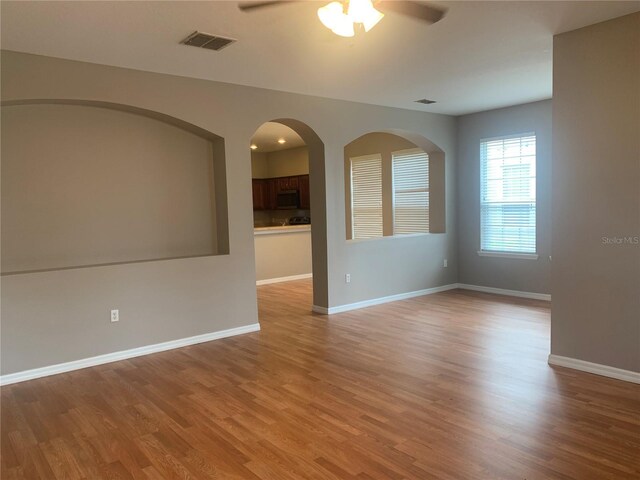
552,13,640,372
254,230,312,281
251,146,309,179
0,51,458,375
456,100,552,293
251,151,269,178
1,103,220,273
265,147,309,177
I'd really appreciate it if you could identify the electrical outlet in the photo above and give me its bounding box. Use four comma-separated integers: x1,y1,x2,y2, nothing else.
345,273,351,284
110,309,119,323
443,259,448,268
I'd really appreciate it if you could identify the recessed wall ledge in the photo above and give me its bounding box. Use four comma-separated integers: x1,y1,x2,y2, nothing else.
0,253,223,277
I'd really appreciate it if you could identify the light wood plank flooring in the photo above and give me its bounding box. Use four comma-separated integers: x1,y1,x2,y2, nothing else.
1,279,639,479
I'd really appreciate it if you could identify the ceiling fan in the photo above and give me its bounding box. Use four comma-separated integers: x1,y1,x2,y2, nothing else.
238,0,447,37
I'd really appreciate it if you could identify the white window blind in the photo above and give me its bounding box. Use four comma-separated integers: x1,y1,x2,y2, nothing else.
392,149,429,234
351,154,383,239
480,133,536,254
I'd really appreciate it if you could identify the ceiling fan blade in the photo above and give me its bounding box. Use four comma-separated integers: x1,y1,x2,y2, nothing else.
238,1,296,12
377,1,447,24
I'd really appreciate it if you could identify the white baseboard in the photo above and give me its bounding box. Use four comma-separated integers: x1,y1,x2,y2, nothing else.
548,354,640,384
256,273,312,286
312,283,459,315
0,323,261,386
313,282,551,315
457,283,551,301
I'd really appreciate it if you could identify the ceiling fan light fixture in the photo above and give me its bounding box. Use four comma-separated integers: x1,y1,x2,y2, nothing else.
347,0,384,32
361,10,384,32
317,1,355,37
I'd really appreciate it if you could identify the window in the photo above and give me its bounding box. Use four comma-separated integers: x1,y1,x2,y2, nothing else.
480,133,536,255
344,133,444,240
392,149,429,234
351,154,383,239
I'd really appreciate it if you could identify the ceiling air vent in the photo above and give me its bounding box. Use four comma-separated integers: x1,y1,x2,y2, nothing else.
415,99,436,105
181,31,236,51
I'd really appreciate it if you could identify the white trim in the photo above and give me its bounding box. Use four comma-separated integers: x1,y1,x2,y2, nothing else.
457,283,550,301
256,273,312,286
0,323,261,386
477,250,539,260
312,305,330,314
312,284,459,315
548,354,640,384
313,283,552,315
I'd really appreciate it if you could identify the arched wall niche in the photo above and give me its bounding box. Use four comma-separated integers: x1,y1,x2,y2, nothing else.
248,117,329,308
1,99,229,274
343,130,446,240
1,99,225,142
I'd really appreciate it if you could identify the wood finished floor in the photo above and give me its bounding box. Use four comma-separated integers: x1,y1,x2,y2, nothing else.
1,279,639,479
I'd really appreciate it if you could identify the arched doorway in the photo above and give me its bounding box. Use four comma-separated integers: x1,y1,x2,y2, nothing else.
249,119,328,310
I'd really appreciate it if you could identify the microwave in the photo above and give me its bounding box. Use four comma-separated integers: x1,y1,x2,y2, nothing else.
276,190,300,209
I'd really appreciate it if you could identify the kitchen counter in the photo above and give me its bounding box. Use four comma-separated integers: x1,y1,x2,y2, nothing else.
254,225,311,235
253,225,312,282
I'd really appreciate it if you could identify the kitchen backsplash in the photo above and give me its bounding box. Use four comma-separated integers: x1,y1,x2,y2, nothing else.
254,209,311,228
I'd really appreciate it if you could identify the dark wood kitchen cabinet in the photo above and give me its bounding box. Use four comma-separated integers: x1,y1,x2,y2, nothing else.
265,178,278,210
252,174,310,210
298,175,310,209
276,176,299,192
252,179,266,210
252,178,278,210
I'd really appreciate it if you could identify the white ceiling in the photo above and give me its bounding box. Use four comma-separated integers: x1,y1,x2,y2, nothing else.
251,121,306,152
2,1,639,115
